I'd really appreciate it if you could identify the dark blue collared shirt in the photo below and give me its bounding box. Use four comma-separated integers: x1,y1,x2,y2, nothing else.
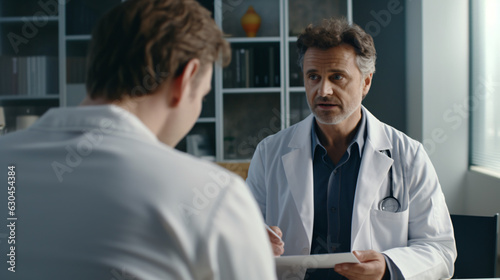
305,112,367,280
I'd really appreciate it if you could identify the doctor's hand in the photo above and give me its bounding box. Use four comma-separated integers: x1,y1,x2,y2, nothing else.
266,225,284,256
334,250,388,280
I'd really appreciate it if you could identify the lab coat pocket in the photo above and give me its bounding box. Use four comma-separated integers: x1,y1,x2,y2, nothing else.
369,208,409,251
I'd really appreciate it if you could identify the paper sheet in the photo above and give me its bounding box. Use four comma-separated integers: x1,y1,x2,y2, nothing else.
275,252,360,269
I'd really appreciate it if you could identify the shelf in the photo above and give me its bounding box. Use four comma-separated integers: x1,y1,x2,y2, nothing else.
66,35,92,41
197,117,216,123
288,36,298,42
226,37,280,43
289,87,305,92
0,96,59,109
222,88,281,94
0,17,58,23
0,95,58,101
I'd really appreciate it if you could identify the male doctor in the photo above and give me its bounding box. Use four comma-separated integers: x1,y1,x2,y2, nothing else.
247,18,456,280
0,0,277,279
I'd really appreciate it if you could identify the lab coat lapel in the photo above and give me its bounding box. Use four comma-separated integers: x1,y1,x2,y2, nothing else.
282,114,315,245
351,108,393,246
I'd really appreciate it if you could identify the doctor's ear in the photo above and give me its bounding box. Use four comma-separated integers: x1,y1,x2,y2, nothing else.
361,73,373,99
169,59,201,107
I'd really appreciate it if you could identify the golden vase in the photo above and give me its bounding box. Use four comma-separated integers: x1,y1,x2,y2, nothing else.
240,6,261,37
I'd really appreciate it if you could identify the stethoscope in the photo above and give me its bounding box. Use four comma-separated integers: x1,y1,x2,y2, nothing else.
378,150,401,212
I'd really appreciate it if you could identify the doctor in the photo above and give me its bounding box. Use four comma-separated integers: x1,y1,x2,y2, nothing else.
247,18,456,280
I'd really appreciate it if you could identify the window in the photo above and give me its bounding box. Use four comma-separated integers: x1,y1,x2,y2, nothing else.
470,0,500,173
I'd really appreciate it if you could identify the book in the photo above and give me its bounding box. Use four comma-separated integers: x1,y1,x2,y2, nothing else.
273,45,280,87
232,47,254,88
269,46,275,87
244,47,254,88
0,56,59,96
253,46,270,88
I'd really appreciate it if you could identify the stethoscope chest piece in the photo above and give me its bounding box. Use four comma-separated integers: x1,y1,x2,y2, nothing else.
379,196,401,212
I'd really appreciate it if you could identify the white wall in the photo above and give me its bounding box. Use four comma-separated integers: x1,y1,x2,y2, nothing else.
407,0,500,270
406,0,500,216
406,0,469,214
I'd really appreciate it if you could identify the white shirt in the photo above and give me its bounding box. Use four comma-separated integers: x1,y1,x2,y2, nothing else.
0,105,277,280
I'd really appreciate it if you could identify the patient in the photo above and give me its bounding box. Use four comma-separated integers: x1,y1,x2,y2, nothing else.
0,0,276,279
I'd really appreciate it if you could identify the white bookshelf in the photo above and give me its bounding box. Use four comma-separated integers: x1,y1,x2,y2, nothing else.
0,0,351,161
213,0,351,161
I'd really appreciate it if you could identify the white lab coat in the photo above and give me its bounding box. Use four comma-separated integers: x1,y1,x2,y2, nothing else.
247,107,456,280
0,105,277,280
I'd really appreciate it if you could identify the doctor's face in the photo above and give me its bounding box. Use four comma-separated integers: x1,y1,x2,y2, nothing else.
303,45,372,125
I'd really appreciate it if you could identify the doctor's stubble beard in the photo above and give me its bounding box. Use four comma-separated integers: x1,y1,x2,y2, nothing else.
308,97,362,126
307,81,365,125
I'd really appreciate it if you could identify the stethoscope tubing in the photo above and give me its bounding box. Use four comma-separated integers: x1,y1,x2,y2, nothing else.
379,150,401,212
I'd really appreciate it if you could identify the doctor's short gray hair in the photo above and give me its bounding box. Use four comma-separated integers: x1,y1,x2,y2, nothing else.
296,18,376,77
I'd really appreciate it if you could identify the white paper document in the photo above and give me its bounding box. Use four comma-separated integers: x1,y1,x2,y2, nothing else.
275,252,360,269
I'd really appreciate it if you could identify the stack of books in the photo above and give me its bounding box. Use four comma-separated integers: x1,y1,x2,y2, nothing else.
223,45,281,88
0,56,58,96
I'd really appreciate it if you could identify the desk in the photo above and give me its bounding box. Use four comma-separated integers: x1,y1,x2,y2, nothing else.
216,162,251,179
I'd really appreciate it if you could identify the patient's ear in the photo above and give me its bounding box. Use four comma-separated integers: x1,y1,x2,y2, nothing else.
170,59,201,107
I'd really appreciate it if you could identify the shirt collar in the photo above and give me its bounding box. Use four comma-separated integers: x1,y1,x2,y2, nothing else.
311,109,367,157
32,104,158,142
